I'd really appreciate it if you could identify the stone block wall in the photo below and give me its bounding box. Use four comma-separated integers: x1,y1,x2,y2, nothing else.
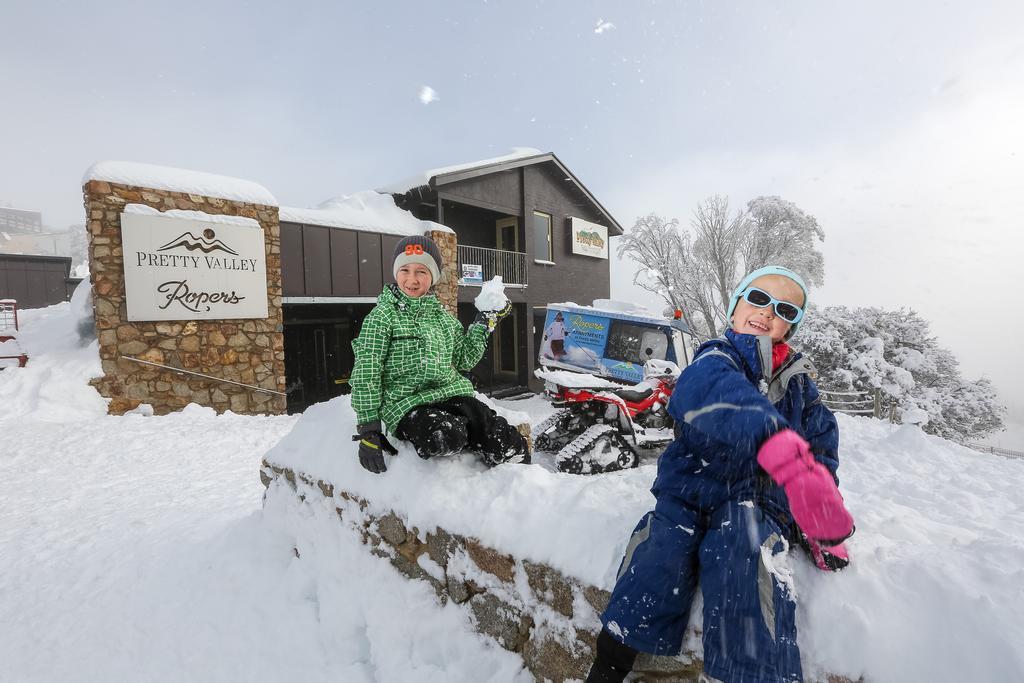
83,180,286,415
260,461,704,682
430,229,458,316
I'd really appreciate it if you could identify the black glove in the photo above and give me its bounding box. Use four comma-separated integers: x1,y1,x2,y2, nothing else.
473,300,512,333
799,532,851,572
353,421,398,474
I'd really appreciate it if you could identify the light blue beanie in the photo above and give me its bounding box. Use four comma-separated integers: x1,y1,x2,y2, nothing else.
726,265,808,340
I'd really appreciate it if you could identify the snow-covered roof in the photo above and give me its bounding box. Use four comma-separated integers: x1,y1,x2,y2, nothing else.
377,147,545,195
279,190,452,236
377,148,624,236
82,161,278,207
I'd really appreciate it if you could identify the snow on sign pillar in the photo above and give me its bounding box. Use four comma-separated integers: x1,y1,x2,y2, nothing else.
81,161,287,416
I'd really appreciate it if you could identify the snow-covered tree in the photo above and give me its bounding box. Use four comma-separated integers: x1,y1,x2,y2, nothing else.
618,195,826,339
798,305,1005,441
67,223,88,271
741,196,825,287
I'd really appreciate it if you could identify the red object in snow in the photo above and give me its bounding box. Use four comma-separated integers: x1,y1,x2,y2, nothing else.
0,299,29,368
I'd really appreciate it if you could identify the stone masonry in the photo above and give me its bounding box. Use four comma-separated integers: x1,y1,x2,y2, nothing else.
429,228,458,316
261,460,861,682
83,180,286,415
260,460,706,682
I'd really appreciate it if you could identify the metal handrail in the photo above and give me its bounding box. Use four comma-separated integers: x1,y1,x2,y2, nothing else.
456,245,528,287
122,355,286,396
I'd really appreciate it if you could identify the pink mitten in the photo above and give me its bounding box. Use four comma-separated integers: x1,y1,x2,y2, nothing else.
802,534,851,572
757,429,855,544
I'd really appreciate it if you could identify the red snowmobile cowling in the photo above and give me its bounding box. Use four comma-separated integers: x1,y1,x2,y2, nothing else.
533,360,681,475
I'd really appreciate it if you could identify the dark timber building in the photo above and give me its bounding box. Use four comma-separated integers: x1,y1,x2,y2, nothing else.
278,150,623,412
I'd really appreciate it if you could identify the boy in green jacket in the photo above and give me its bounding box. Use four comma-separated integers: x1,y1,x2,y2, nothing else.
350,234,528,474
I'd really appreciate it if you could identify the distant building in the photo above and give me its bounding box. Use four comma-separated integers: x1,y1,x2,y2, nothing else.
0,207,43,234
0,207,71,256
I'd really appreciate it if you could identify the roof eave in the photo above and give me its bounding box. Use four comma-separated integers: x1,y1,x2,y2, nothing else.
431,153,624,236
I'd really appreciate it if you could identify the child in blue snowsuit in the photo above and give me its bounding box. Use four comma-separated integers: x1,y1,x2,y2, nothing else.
586,266,855,683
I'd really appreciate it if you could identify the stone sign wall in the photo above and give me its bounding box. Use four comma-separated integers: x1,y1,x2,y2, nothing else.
83,180,286,415
429,228,458,316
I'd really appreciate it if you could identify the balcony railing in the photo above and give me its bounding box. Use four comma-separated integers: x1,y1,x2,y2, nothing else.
456,245,528,288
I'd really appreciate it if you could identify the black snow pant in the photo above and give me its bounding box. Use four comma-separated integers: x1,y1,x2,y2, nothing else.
395,395,529,467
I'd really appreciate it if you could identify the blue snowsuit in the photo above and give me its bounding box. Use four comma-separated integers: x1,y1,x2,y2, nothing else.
600,329,839,683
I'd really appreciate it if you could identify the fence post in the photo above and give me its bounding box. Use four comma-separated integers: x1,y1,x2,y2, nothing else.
873,388,881,419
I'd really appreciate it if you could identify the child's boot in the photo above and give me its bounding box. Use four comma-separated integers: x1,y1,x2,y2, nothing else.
585,629,638,683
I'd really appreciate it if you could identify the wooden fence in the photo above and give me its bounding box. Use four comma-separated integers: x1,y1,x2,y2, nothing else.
965,443,1024,461
822,387,1023,462
819,387,891,420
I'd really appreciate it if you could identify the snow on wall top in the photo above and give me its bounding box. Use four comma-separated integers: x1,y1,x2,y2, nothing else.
265,397,1024,682
83,161,278,207
377,147,545,195
280,191,452,236
124,204,262,229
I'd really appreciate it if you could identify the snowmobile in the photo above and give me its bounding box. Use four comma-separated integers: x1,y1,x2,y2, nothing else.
533,359,681,474
532,300,694,474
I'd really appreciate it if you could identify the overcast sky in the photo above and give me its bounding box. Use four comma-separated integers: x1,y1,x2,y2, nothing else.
2,1,1022,425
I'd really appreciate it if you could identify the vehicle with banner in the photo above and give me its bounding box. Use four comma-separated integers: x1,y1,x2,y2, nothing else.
537,300,692,382
534,300,695,474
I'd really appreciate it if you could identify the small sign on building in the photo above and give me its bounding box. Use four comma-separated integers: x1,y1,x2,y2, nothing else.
570,217,608,259
120,210,268,321
461,263,484,284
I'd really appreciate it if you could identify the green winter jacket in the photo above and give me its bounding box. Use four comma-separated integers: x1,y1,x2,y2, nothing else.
350,284,489,432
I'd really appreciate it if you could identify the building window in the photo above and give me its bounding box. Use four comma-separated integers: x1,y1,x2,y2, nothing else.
532,211,553,262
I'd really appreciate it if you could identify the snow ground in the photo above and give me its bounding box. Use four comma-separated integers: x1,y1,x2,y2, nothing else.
2,298,1024,682
0,301,527,682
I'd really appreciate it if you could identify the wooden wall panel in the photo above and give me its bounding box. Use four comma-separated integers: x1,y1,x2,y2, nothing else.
330,229,359,296
280,222,305,296
301,225,332,296
357,233,383,295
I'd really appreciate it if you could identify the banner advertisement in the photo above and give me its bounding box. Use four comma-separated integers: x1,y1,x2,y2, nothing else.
539,308,645,383
569,216,609,259
120,212,268,321
461,263,484,284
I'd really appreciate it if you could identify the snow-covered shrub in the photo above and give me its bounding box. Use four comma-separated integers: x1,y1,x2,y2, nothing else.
798,305,1004,441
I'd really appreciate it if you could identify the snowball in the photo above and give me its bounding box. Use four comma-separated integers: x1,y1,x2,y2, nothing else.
474,277,508,312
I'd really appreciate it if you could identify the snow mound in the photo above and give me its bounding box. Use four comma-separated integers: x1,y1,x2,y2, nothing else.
590,298,659,316
379,147,543,195
83,160,277,206
280,190,452,236
266,398,1024,682
0,288,107,420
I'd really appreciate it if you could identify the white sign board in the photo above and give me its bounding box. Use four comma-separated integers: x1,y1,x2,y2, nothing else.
570,217,609,259
120,212,268,321
461,263,484,284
